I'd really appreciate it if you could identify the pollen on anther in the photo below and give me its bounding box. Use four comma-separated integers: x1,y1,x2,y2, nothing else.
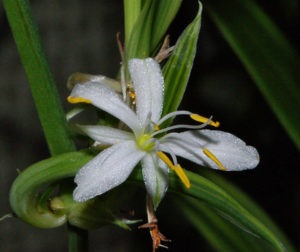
203,148,226,171
190,114,220,128
154,124,160,131
174,165,191,188
156,151,191,188
128,91,136,105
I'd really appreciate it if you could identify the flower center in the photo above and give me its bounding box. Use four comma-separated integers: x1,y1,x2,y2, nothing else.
137,134,155,151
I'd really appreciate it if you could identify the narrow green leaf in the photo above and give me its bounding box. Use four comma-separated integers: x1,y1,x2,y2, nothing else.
4,0,84,249
166,171,289,252
178,196,272,252
3,0,75,155
162,2,202,117
123,0,142,47
206,0,300,149
195,169,297,252
125,0,182,60
150,0,182,51
170,172,292,251
125,0,154,60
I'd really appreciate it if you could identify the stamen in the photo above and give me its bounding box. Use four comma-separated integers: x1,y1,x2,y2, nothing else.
174,165,191,188
190,114,220,127
156,151,173,168
203,148,226,171
67,96,92,104
154,124,160,131
151,123,207,137
157,110,191,125
153,111,220,137
156,143,178,167
120,64,126,101
156,151,191,188
128,90,136,105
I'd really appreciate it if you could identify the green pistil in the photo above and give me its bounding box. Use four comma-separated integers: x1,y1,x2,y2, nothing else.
137,134,154,151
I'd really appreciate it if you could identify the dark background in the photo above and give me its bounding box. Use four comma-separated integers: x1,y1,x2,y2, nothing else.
0,1,299,251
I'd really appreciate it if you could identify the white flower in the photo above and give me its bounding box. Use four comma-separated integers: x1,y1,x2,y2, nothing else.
68,58,259,207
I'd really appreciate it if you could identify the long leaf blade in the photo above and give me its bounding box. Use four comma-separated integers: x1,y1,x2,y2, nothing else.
195,169,297,252
167,170,288,251
125,0,182,60
150,0,182,51
125,0,155,60
3,0,75,155
162,2,202,117
206,0,300,149
178,196,273,251
123,0,142,47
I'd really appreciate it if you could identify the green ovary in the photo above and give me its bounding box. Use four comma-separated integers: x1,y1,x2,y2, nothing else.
137,134,155,151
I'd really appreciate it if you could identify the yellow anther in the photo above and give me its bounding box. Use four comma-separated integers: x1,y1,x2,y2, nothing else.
174,164,191,188
154,124,160,131
202,148,226,171
190,114,220,127
128,91,136,105
129,91,135,99
156,151,173,168
67,96,92,104
156,151,191,188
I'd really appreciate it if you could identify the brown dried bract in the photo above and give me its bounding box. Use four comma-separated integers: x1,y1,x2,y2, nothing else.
139,195,171,251
139,220,170,251
155,35,174,63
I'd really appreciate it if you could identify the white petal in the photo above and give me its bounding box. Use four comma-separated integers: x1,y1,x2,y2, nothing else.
74,141,145,202
129,58,164,125
69,82,141,132
161,129,259,171
141,153,169,209
79,125,134,145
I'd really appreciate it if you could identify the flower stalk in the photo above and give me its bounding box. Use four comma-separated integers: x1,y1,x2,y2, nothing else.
139,194,170,251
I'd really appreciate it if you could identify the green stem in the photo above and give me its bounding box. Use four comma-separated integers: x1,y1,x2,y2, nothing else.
3,0,87,251
68,224,89,252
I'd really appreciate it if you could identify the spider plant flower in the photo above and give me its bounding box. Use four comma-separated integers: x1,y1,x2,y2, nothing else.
68,58,259,207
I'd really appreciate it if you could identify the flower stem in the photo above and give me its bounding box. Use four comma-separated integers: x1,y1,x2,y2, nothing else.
68,224,89,252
